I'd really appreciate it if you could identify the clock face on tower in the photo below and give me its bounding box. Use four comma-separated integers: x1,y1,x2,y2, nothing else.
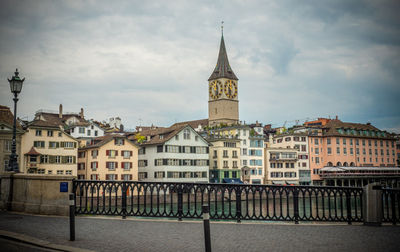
224,80,238,99
209,80,222,100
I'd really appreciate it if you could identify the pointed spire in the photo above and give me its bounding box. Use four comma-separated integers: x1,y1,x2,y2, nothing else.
208,27,238,81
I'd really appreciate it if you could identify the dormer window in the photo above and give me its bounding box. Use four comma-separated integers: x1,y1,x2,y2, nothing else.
159,135,164,139
115,138,125,145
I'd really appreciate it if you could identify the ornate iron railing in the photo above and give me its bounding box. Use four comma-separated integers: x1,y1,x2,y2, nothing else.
382,188,400,224
73,181,365,223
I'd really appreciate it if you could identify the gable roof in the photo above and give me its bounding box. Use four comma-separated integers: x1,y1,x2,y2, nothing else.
171,119,209,129
79,134,138,150
129,124,209,146
321,119,392,138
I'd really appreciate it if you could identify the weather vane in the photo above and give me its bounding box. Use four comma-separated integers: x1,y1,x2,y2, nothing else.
221,21,224,35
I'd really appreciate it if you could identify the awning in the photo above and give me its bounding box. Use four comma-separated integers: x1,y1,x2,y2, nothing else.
285,181,298,185
271,181,285,185
222,178,244,184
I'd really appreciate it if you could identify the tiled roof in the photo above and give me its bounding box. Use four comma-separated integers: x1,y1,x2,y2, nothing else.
25,147,41,156
0,105,22,129
171,119,209,129
129,124,203,146
80,134,137,150
322,120,392,139
208,35,238,81
27,120,61,129
37,112,85,128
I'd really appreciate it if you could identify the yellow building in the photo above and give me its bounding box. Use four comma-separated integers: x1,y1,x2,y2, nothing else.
209,136,241,183
77,135,139,181
20,120,78,176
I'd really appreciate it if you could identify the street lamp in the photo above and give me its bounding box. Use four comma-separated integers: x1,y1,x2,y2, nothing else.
7,69,25,172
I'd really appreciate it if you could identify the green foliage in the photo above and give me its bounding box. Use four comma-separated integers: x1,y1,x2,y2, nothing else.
134,132,146,143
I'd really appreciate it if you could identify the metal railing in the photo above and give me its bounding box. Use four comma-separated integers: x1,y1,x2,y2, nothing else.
73,181,365,223
382,188,400,224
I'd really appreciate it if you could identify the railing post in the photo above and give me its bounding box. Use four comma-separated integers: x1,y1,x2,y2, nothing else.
235,187,241,223
69,193,75,241
346,190,352,225
390,191,396,226
202,204,212,252
178,185,183,221
363,183,382,226
293,188,299,224
122,182,127,219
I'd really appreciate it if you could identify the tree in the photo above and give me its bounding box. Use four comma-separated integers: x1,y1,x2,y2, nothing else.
134,132,146,144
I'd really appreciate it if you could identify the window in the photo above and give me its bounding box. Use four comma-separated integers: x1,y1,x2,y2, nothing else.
91,162,98,170
195,136,198,141
223,161,228,168
87,130,91,136
33,141,45,148
67,156,74,163
327,147,332,155
57,170,63,175
122,174,132,181
66,170,72,175
138,172,148,179
4,140,12,152
154,171,165,178
35,130,42,136
40,155,49,163
48,170,52,174
224,171,229,178
232,171,238,178
91,150,98,158
61,142,76,148
58,132,62,137
327,138,331,145
343,138,346,145
337,147,340,154
55,156,61,163
95,131,98,136
350,148,353,155
106,174,117,181
115,138,125,145
315,148,319,154
336,138,340,145
368,140,371,146
183,129,191,140
79,127,85,134
223,150,228,157
232,150,238,158
233,161,238,168
362,139,365,146
314,139,319,145
315,157,320,164
47,130,53,137
243,160,247,166
243,139,247,145
29,156,37,163
37,169,45,174
363,149,366,155
301,137,306,142
49,141,58,148
285,137,291,142
107,150,118,157
138,160,148,167
122,162,132,170
350,139,353,145
242,148,247,155
356,139,359,146
356,148,360,155
301,145,306,152
122,150,132,158
343,147,347,155
78,163,85,170
106,162,117,170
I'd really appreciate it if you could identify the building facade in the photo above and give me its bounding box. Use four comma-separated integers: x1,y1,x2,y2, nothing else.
209,136,241,183
132,125,210,183
307,119,397,185
77,135,139,181
264,147,300,185
20,120,78,176
271,133,311,185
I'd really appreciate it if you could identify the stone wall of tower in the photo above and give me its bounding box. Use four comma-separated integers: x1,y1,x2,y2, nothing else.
208,99,239,127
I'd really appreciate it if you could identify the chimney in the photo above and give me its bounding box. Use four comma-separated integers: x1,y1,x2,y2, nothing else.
59,104,63,119
80,108,84,119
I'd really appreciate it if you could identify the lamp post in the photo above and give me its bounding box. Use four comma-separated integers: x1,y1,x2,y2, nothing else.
7,69,25,173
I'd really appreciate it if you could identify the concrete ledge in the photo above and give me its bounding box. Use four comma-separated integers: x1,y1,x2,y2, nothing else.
0,229,94,252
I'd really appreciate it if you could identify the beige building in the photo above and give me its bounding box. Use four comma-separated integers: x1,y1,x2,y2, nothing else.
77,135,139,181
0,105,23,173
209,135,241,183
265,147,300,185
20,120,78,176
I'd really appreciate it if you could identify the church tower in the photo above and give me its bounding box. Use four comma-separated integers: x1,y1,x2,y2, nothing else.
208,31,239,127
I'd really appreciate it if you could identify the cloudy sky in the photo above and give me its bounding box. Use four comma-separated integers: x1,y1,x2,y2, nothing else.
0,0,399,132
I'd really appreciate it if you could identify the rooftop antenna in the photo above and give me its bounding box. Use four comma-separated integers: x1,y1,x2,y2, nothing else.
221,21,224,36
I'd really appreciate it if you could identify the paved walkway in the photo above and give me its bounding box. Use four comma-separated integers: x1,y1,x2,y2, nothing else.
0,211,399,252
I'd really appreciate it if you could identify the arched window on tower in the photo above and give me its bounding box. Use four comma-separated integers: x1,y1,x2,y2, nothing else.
336,162,342,167
350,162,355,167
327,162,333,167
343,162,348,167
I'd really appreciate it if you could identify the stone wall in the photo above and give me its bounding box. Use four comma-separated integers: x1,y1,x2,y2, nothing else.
0,172,74,216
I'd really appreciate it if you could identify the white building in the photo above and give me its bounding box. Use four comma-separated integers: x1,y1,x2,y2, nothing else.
238,126,265,184
67,121,105,140
271,133,311,185
265,147,300,185
131,124,210,183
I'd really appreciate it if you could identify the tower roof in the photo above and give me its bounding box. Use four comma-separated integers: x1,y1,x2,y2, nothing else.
208,35,238,81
